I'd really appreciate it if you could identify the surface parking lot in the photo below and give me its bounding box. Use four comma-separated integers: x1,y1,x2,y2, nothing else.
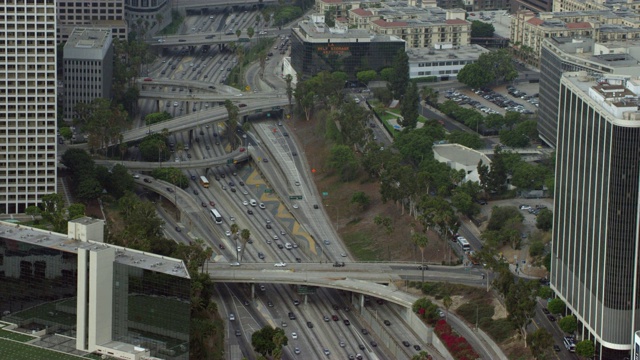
440,82,540,116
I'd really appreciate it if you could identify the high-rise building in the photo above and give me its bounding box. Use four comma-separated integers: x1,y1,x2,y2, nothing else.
63,28,114,122
0,0,58,214
552,71,640,359
57,0,128,43
0,218,191,359
538,37,640,147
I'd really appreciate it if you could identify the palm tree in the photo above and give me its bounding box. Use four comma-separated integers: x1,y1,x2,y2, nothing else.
285,74,293,109
412,232,429,282
240,229,251,260
231,223,239,261
235,29,241,39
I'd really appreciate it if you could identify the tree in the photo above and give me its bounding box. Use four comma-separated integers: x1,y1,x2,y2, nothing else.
357,70,377,84
139,133,169,162
575,340,595,359
547,298,566,314
25,206,42,224
412,232,428,281
536,209,553,231
512,162,549,189
251,326,287,357
500,128,530,148
488,206,523,231
284,74,293,109
412,297,440,323
471,20,495,37
457,49,517,88
527,328,554,359
144,111,172,126
484,113,505,131
388,49,409,99
259,51,267,78
235,29,241,38
351,191,370,210
328,145,359,181
457,62,494,89
59,126,73,141
452,190,479,217
412,351,433,360
400,82,419,129
67,203,86,220
442,295,452,320
374,215,394,236
447,131,484,149
105,164,135,198
224,100,239,148
506,279,538,346
247,27,254,40
151,167,188,188
558,315,577,334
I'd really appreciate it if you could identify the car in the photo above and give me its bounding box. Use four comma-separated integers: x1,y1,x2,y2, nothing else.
201,202,207,207
356,354,363,360
339,341,346,348
235,329,241,336
258,252,265,259
361,328,369,335
239,147,246,152
294,181,300,186
143,178,152,183
274,262,286,267
277,243,283,249
291,332,298,339
293,299,300,306
307,321,314,329
402,340,411,347
259,203,266,209
263,158,269,162
323,315,330,322
238,103,247,107
288,312,297,320
292,204,299,209
242,200,248,206
376,299,384,305
266,224,272,229
332,315,339,321
438,310,445,318
281,321,287,327
230,187,236,192
414,345,421,351
229,261,240,266
175,226,181,232
324,239,330,245
193,189,199,195
343,319,351,325
418,264,429,270
333,262,345,267
547,315,556,321
294,347,301,354
340,253,347,257
247,209,254,215
358,344,365,350
323,349,330,356
553,344,561,352
209,201,215,206
542,308,550,314
292,152,298,156
384,320,391,326
267,301,274,307
239,181,244,186
166,187,173,193
296,257,302,263
370,341,377,347
229,313,235,321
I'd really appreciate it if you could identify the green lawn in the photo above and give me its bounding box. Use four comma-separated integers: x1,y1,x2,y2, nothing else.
0,338,85,360
342,232,382,261
0,329,35,342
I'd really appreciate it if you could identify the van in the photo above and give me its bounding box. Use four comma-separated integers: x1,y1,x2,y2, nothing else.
249,199,257,207
563,337,575,352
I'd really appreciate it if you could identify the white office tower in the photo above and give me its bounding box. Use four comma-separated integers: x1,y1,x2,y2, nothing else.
0,0,58,214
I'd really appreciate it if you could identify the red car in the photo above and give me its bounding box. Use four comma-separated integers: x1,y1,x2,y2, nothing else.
143,77,153,82
238,103,247,107
239,147,246,152
219,244,225,250
332,315,339,321
209,201,215,207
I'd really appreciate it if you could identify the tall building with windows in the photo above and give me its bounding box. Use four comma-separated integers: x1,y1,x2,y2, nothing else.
57,0,128,42
538,37,640,147
63,27,114,122
0,0,58,214
552,71,640,359
0,218,191,359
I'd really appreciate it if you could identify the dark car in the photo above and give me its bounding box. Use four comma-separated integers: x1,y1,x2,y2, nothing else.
293,299,300,306
370,341,377,347
193,190,199,195
361,329,368,335
414,345,421,351
418,264,429,270
143,178,152,183
266,224,272,229
247,209,253,215
553,345,561,352
333,304,339,310
547,315,556,321
306,321,313,328
166,187,173,192
384,320,391,326
218,244,225,249
288,312,296,320
402,341,410,347
230,187,236,193
542,308,550,314
191,175,197,180
332,315,339,321
210,201,215,206
258,252,265,259
343,319,351,326
358,344,365,350
201,202,207,207
235,329,241,336
239,181,244,186
175,226,181,232
296,257,302,263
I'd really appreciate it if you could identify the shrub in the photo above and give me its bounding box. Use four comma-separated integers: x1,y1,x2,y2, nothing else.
434,319,479,360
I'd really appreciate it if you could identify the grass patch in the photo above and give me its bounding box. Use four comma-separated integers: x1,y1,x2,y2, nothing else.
0,338,85,359
158,11,184,36
457,301,515,343
341,232,382,261
0,329,35,342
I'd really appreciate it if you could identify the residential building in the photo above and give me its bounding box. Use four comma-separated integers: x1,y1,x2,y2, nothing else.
511,0,553,13
0,0,58,214
57,0,127,42
407,44,490,80
290,14,406,80
0,218,191,359
510,9,640,66
538,37,640,147
63,28,114,122
433,144,491,183
124,0,171,37
315,0,382,18
552,71,640,359
552,0,640,12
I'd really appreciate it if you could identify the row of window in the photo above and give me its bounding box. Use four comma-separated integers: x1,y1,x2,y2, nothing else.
415,60,474,67
416,69,460,76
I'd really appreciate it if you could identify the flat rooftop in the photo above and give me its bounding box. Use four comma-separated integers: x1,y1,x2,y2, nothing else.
563,71,640,120
545,37,640,70
407,44,489,61
0,221,190,279
433,144,491,167
66,27,112,49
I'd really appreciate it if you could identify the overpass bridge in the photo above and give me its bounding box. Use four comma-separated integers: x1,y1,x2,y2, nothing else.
172,0,278,15
139,90,283,102
95,148,250,171
136,78,235,93
121,97,288,143
150,32,274,48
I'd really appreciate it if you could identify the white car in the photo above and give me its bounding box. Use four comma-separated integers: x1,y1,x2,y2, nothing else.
295,181,300,186
273,235,279,240
259,203,266,209
225,230,232,236
242,200,249,206
291,332,298,339
274,262,287,267
293,204,299,209
173,102,178,107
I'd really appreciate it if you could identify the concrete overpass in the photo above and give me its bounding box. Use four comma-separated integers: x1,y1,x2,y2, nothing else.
150,32,274,48
138,90,283,102
136,78,234,93
172,0,278,15
95,148,250,171
122,97,288,143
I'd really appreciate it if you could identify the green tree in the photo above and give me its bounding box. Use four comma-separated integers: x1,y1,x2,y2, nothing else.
151,167,188,188
357,69,377,84
374,215,394,236
388,49,409,99
105,164,135,198
412,351,433,360
506,279,538,346
144,111,172,125
25,206,42,224
400,82,419,129
379,67,395,82
500,128,530,148
247,27,255,40
139,133,169,162
547,298,566,314
251,326,287,357
235,29,241,38
457,62,494,89
512,162,549,189
67,203,86,220
452,190,479,217
351,191,370,210
471,20,495,37
412,232,428,281
412,297,439,323
488,206,524,231
458,49,517,88
527,328,553,359
224,100,240,148
536,209,553,231
484,113,505,131
537,285,553,299
575,340,595,358
442,295,452,320
76,177,103,201
328,144,359,181
447,131,484,149
558,314,577,334
59,126,73,141
373,87,393,105
284,74,294,109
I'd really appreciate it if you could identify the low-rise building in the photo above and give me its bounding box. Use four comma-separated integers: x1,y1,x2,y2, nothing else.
407,44,490,80
433,144,491,183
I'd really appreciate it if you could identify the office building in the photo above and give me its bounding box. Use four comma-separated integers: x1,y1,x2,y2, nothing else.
552,71,640,359
511,0,553,13
63,28,114,122
407,44,489,80
510,9,640,66
290,14,406,80
57,0,128,42
124,0,171,37
538,37,640,147
0,0,58,214
0,218,191,360
552,0,640,13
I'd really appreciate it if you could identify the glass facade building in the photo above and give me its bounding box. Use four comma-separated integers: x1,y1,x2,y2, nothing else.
552,72,640,359
0,219,190,360
290,17,405,80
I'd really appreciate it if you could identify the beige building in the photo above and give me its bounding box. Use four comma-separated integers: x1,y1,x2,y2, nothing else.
511,9,640,66
315,0,381,18
57,0,128,42
553,0,640,12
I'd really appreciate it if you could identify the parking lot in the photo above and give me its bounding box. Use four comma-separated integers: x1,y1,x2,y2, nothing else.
440,81,540,117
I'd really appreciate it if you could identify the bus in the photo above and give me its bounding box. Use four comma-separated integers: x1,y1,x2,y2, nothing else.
200,176,210,188
458,237,472,252
563,337,576,352
210,209,222,224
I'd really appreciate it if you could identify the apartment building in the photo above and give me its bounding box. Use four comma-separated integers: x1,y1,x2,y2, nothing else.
57,0,128,42
553,0,640,12
511,0,553,13
538,37,640,147
315,0,382,18
553,71,640,360
0,0,58,214
510,9,640,66
63,28,114,122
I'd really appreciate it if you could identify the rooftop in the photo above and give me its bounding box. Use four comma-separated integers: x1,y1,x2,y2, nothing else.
563,71,640,120
407,44,490,61
544,37,640,71
0,221,190,279
65,27,112,49
433,144,491,167
296,16,404,42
